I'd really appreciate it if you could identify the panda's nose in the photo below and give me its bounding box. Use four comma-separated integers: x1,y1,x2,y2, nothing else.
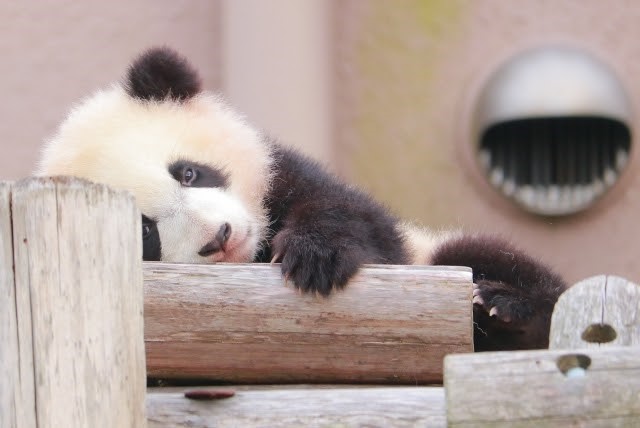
198,223,232,257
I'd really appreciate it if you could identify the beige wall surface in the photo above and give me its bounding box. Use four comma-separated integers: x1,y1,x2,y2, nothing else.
223,0,332,162
0,1,222,180
334,0,640,284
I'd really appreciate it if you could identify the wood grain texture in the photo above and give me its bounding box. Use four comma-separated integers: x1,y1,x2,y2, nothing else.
444,346,640,427
0,181,35,428
144,263,473,384
11,177,147,428
550,275,640,349
147,386,445,427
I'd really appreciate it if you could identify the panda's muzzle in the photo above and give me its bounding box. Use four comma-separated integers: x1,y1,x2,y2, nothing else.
198,222,232,257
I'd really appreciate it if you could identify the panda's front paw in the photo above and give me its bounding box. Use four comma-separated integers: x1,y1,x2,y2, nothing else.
270,228,363,296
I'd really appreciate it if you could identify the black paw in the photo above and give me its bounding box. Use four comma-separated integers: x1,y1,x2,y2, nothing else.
472,279,534,324
471,278,548,351
431,234,568,351
270,228,364,296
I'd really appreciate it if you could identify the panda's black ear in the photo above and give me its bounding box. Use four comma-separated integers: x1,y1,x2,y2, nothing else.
125,46,202,102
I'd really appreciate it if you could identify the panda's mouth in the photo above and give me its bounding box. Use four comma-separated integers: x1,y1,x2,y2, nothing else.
198,246,222,257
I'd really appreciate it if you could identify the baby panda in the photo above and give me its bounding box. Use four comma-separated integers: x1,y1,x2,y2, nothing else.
37,47,567,351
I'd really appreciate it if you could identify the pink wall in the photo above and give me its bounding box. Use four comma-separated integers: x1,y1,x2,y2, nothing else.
0,1,222,180
334,0,640,284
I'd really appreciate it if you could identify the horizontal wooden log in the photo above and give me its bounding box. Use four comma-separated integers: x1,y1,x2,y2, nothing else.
147,386,445,427
550,275,640,349
444,346,640,427
144,262,473,384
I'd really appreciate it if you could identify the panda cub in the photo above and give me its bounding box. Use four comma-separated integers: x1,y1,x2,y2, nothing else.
37,47,567,351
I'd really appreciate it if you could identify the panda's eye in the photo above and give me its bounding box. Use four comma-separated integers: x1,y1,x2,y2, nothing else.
168,160,228,188
142,223,152,239
182,167,197,186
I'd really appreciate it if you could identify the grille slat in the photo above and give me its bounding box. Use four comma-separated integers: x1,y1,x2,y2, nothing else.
479,116,631,215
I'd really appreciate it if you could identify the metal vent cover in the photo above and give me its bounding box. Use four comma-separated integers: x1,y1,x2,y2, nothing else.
473,47,632,216
480,117,630,215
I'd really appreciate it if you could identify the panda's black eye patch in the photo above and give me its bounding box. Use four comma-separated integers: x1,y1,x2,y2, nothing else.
168,160,228,188
141,214,161,261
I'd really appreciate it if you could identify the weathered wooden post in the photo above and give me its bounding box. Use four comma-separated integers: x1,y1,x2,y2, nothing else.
549,275,640,349
1,178,146,428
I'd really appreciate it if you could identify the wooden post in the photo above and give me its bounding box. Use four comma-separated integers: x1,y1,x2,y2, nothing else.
1,178,146,428
1,181,34,428
144,263,473,384
549,275,640,349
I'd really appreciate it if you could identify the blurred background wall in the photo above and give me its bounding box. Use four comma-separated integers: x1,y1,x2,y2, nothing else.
2,0,640,285
0,1,223,178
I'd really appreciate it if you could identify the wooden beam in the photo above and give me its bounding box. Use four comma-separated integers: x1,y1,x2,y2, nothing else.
4,177,147,428
549,275,640,349
444,346,640,427
147,386,446,427
144,263,473,384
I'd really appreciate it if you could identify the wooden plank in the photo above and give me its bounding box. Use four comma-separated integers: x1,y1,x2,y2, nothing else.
549,275,640,349
147,386,445,427
444,346,640,427
144,263,473,384
1,181,36,428
11,177,147,428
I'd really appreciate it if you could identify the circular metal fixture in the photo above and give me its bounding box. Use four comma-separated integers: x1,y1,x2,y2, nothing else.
473,46,632,215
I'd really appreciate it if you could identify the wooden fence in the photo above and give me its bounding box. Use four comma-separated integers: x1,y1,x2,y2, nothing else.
2,178,639,427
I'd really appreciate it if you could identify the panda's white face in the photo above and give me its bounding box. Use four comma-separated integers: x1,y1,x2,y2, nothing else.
148,159,262,264
37,83,273,264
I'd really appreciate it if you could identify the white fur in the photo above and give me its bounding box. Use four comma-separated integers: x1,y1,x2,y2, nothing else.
401,222,462,264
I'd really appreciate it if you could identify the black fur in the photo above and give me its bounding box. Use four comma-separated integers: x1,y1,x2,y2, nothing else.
431,235,568,351
255,143,410,296
142,215,161,261
168,160,229,188
126,47,201,102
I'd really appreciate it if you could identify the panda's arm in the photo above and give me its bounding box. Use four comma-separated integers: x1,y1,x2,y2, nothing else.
259,143,410,296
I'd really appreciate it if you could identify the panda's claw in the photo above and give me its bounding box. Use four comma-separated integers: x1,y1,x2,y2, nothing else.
489,306,499,318
472,295,484,305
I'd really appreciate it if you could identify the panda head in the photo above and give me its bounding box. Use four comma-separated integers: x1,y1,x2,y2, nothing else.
37,47,273,263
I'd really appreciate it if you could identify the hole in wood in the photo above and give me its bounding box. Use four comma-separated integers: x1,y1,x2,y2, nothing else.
556,354,591,378
581,323,617,344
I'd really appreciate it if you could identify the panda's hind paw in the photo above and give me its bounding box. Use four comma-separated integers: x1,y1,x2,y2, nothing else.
473,279,530,325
